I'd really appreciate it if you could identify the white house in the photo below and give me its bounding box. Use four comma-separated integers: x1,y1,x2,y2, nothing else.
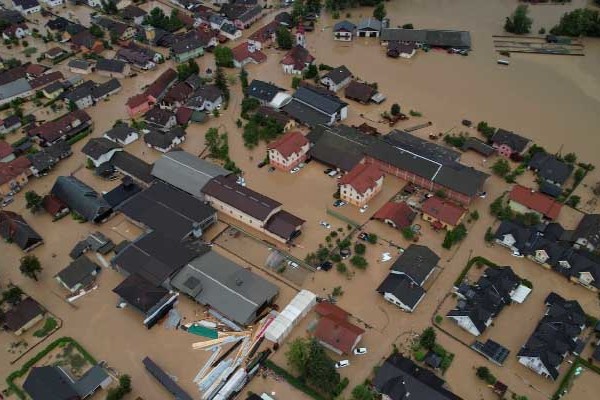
42,0,64,7
268,131,309,172
339,163,384,207
186,85,223,112
320,65,353,92
103,125,140,146
12,0,41,15
332,21,356,41
81,138,123,168
87,0,102,7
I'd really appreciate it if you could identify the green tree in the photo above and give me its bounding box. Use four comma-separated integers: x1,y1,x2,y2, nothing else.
214,67,230,102
2,286,23,306
25,191,43,213
19,255,42,281
566,195,581,208
305,338,340,395
504,5,533,35
491,159,511,177
351,384,374,400
239,68,248,94
292,76,302,89
419,327,436,350
564,152,577,163
391,103,401,116
353,242,366,255
214,46,234,68
177,59,199,80
551,8,600,37
373,2,386,21
89,24,105,38
276,26,294,50
350,255,368,269
367,233,377,244
304,64,318,79
401,226,415,240
286,337,311,376
102,0,119,14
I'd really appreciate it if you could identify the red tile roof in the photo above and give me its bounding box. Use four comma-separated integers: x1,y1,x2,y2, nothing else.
144,68,177,100
25,64,47,77
231,42,267,64
0,156,30,185
0,140,14,159
27,110,91,143
508,185,562,220
176,107,193,125
339,163,383,194
248,20,279,43
373,202,416,229
268,131,307,158
281,45,314,70
126,93,150,109
42,194,67,216
313,303,364,355
421,196,466,226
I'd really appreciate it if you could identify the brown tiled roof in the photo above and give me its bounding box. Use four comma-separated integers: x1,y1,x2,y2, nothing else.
315,302,350,320
176,107,193,125
30,71,64,89
4,297,44,332
164,82,193,103
344,80,376,103
126,93,150,108
281,45,314,69
231,42,267,64
339,163,383,194
508,185,562,220
248,20,279,43
373,202,416,229
267,131,307,158
42,194,68,216
0,140,13,159
313,303,364,354
0,156,30,185
144,68,177,100
264,210,304,240
421,196,466,226
27,110,91,143
46,47,65,58
25,64,47,77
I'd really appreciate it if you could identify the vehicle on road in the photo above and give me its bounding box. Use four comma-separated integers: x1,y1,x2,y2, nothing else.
318,261,333,271
319,221,331,229
327,170,338,177
359,204,369,213
1,197,14,208
291,167,301,174
333,200,346,207
358,232,370,241
287,260,299,269
335,360,350,369
324,168,333,174
353,347,367,355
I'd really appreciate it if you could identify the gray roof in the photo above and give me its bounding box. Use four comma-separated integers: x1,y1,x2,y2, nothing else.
333,20,356,32
63,80,95,102
96,58,128,73
142,357,194,400
81,137,122,159
51,176,112,223
0,78,32,101
381,28,472,49
0,211,43,251
376,273,425,310
357,18,382,32
171,250,279,325
491,128,530,153
56,256,99,290
23,366,78,400
110,151,154,184
151,150,229,198
68,59,92,70
92,78,121,99
112,273,170,313
323,65,352,85
461,137,496,156
104,125,139,143
390,245,439,286
308,124,377,171
573,214,600,249
247,80,284,103
72,365,110,398
529,152,573,186
281,98,331,127
143,127,186,150
293,85,347,116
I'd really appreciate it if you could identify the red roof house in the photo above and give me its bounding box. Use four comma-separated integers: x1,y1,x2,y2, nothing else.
373,202,417,230
267,131,309,171
232,42,267,68
42,194,69,219
281,45,314,75
508,185,562,220
126,93,153,117
248,20,279,50
339,163,384,207
421,196,466,230
313,303,364,355
0,140,15,162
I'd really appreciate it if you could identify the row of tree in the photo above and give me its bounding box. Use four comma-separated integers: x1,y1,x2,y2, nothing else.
505,4,600,37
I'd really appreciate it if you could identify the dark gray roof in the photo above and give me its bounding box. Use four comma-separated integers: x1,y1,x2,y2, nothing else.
13,0,39,10
68,59,92,70
202,175,280,221
104,125,139,143
573,214,600,249
92,78,121,99
81,137,122,159
333,20,356,32
381,28,472,49
142,357,194,400
118,181,216,240
171,250,279,325
281,98,331,127
293,85,347,115
110,151,154,184
72,365,110,398
390,245,439,286
539,181,563,198
471,340,510,365
96,58,128,74
51,176,112,223
247,80,284,103
188,85,223,104
264,210,304,241
171,37,203,55
143,127,186,150
491,128,530,153
323,65,352,85
63,80,95,102
103,178,142,208
308,124,377,171
112,273,170,313
56,256,99,290
23,366,79,400
376,273,425,310
121,5,147,19
4,297,44,332
461,137,496,156
529,152,573,186
0,211,43,251
144,107,176,127
151,150,229,197
357,18,382,32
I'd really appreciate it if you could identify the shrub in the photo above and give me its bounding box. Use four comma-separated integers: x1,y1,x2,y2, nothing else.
336,263,347,274
332,286,344,297
419,327,436,350
33,317,58,338
367,233,378,244
435,315,443,324
521,278,533,289
414,350,426,362
353,243,366,255
350,255,368,269
566,195,581,208
409,110,422,117
331,253,342,263
401,227,415,240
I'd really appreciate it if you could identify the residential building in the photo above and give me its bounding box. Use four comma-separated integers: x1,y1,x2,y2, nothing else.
144,68,178,103
186,85,223,112
333,20,356,41
42,194,69,220
344,80,377,104
461,137,496,157
27,141,72,177
517,293,585,380
151,150,229,198
267,131,309,171
70,30,104,54
247,80,289,108
307,124,375,171
143,127,186,153
380,28,472,49
202,175,304,243
528,152,573,188
51,176,112,223
103,125,139,146
68,59,94,75
55,256,100,293
63,80,95,110
508,185,562,220
171,249,279,325
0,210,43,252
171,38,204,63
281,45,314,75
221,4,263,29
0,78,33,106
94,17,136,41
24,365,111,400
0,115,22,134
12,0,41,15
339,163,384,207
82,138,123,168
161,82,194,110
572,214,600,252
144,107,177,131
320,65,352,92
421,196,467,230
255,106,296,131
121,5,147,25
247,20,279,50
28,110,92,147
356,18,381,38
312,303,364,355
282,84,348,127
373,201,417,230
377,245,439,312
386,41,416,58
0,157,31,196
220,22,242,40
92,78,122,101
274,11,292,28
3,298,45,336
2,23,29,40
232,41,267,68
95,59,130,79
491,128,530,158
126,93,153,117
42,81,64,99
109,151,154,187
116,45,161,71
0,140,15,163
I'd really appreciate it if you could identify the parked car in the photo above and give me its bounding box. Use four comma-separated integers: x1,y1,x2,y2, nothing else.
268,166,276,173
340,248,351,259
1,197,14,208
333,200,346,207
298,163,306,168
328,170,338,177
236,176,246,186
512,251,524,258
318,261,333,271
353,347,367,355
257,160,268,168
291,167,301,174
324,168,333,174
287,260,299,269
358,232,370,241
335,360,350,369
359,204,369,213
319,221,331,229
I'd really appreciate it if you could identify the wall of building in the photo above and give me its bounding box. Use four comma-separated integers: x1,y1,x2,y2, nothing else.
14,313,44,336
268,146,309,171
340,179,382,207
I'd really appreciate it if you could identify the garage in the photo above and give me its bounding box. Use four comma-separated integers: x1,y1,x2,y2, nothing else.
357,17,382,38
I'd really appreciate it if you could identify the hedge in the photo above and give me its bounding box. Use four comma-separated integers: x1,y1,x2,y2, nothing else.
6,337,97,399
51,52,74,65
453,256,497,287
552,357,600,400
263,360,328,400
66,129,91,145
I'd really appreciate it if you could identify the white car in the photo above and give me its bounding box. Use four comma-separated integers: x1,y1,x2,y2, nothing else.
320,221,331,229
380,253,392,262
335,360,350,369
291,167,301,174
512,251,524,258
353,347,367,355
287,260,299,269
359,204,369,213
327,170,338,177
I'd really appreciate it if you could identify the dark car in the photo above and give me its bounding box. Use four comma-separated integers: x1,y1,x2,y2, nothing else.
318,261,333,271
324,168,333,174
257,160,268,168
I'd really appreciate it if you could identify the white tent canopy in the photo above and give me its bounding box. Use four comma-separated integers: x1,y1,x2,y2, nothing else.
264,290,316,344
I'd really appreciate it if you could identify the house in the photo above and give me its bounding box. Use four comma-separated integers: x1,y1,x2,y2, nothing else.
121,5,147,25
344,80,377,104
27,141,72,177
94,17,136,41
202,175,304,243
373,354,461,400
103,178,142,209
255,106,296,131
232,42,267,68
421,196,467,230
126,93,153,117
104,125,139,146
112,273,179,328
3,298,45,336
333,20,356,41
144,127,186,153
110,151,154,187
116,46,159,71
29,71,64,91
42,194,69,220
312,303,364,355
508,185,562,220
221,4,263,30
373,201,417,230
56,256,100,293
462,137,496,157
24,364,112,400
0,210,43,252
63,80,95,109
0,157,31,196
95,59,130,79
42,81,64,100
118,181,216,241
171,249,279,325
268,131,309,172
356,18,382,38
247,80,289,108
2,23,29,40
70,30,104,54
320,65,352,92
0,115,22,135
282,84,348,127
386,41,416,58
281,45,314,75
68,59,94,75
364,130,489,205
12,0,41,15
0,140,15,163
517,292,585,380
144,68,178,103
42,0,64,6
491,128,530,158
274,11,292,28
51,176,112,223
248,20,279,50
0,78,33,106
28,110,92,147
377,245,439,312
144,107,177,131
171,38,204,63
92,78,122,101
186,85,223,112
82,138,122,168
572,214,600,252
339,163,384,207
381,28,472,49
151,150,229,198
160,82,194,110
307,124,376,171
528,152,573,188
447,266,526,336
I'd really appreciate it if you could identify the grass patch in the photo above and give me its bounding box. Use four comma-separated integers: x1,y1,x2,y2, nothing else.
454,256,497,287
263,359,328,400
32,317,58,338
